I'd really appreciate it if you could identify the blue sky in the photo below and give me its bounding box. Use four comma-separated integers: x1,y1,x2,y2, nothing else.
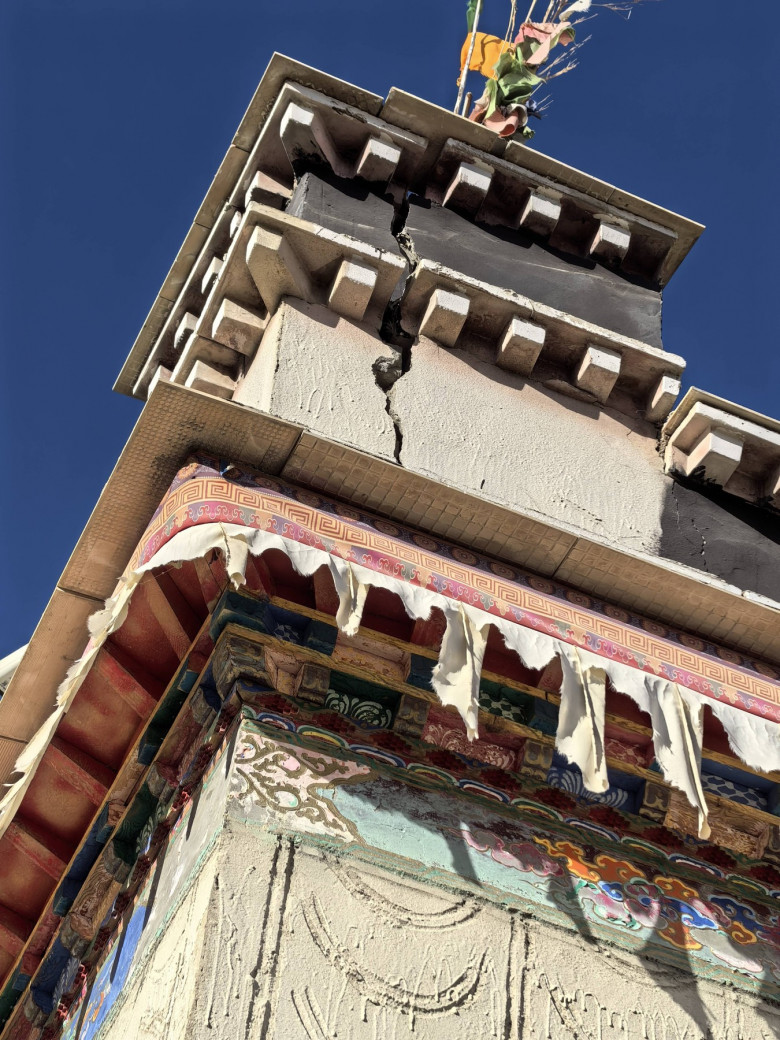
0,0,778,654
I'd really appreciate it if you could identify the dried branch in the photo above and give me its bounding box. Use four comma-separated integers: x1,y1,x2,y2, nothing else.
542,60,580,80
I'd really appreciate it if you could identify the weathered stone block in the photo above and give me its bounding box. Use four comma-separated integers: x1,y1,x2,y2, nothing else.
279,100,333,167
589,220,631,263
575,343,622,403
243,169,291,210
646,372,681,422
245,226,314,313
328,258,378,321
171,333,236,385
682,425,743,485
418,288,470,348
211,298,266,356
355,135,401,184
518,189,561,236
173,311,198,350
147,365,171,398
496,316,546,376
184,360,236,400
200,256,223,296
764,463,780,508
442,161,493,215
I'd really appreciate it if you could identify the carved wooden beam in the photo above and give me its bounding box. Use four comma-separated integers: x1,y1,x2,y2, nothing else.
211,632,273,699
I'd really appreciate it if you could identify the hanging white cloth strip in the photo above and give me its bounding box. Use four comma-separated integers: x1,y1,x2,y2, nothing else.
3,521,780,840
556,646,609,795
432,604,492,741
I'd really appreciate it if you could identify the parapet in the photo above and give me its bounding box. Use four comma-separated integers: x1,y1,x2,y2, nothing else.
115,53,702,425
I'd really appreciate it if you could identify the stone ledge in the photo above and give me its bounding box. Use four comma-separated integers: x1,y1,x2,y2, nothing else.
117,57,704,397
134,203,405,398
663,390,780,506
401,260,684,416
231,82,428,203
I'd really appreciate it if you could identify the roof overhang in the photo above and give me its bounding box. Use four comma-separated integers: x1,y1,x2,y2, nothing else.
4,381,780,792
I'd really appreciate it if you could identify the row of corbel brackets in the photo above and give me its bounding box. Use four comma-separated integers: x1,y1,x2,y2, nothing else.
122,73,703,399
138,203,684,422
135,203,406,399
403,259,684,419
234,82,681,286
427,139,678,284
663,393,780,507
228,81,429,201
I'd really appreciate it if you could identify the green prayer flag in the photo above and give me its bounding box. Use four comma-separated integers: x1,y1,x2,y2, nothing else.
466,0,479,33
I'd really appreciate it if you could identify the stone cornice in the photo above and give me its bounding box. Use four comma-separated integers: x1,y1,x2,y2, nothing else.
115,53,704,398
663,388,780,507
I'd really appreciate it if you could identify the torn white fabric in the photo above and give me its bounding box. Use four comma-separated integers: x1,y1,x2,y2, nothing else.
432,604,492,740
708,699,780,775
557,645,608,794
3,519,779,843
641,677,710,839
331,562,369,637
491,615,559,672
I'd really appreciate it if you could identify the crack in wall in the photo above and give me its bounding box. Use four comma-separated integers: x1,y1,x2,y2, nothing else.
670,481,709,571
375,195,419,465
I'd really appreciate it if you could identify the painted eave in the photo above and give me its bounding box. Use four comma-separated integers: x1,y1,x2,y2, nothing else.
4,382,780,791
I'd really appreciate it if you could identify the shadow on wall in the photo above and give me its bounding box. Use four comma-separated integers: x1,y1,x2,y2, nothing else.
338,773,780,1037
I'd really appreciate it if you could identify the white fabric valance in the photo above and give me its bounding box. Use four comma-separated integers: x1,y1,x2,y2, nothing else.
4,521,780,840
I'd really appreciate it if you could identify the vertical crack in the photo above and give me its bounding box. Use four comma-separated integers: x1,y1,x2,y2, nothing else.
375,194,419,465
671,481,709,571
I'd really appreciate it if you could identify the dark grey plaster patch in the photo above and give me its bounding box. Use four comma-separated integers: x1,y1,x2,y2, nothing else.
659,476,780,601
286,165,401,257
404,197,664,348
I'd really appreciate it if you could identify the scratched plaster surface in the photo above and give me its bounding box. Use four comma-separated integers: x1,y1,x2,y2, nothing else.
389,336,668,554
234,298,398,462
62,725,780,1039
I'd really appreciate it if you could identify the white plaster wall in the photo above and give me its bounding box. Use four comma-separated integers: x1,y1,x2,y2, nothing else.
234,297,398,461
237,302,668,553
85,726,780,1040
97,851,216,1040
182,832,780,1040
391,338,668,554
523,921,774,1040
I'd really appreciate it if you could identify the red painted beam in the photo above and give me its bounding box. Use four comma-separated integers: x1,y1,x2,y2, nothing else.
244,553,276,598
192,553,228,610
93,644,162,719
311,566,339,616
410,610,447,650
0,904,32,961
145,572,203,657
46,739,113,806
3,819,70,882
